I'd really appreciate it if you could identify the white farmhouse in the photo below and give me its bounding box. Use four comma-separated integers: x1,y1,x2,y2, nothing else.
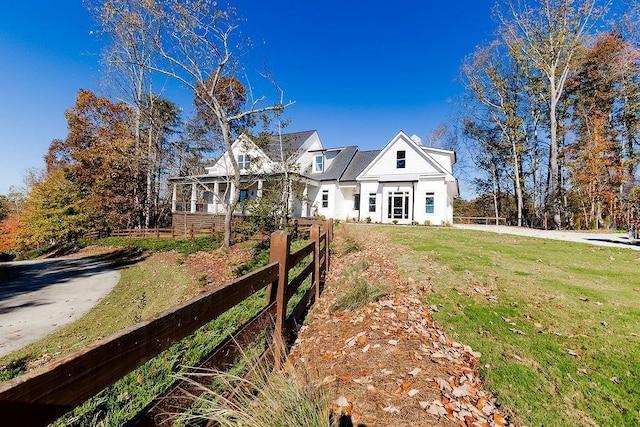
169,130,458,226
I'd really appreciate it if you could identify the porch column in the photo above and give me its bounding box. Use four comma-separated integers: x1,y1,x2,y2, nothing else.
190,182,197,213
171,183,177,212
257,179,263,198
213,181,219,214
301,183,308,217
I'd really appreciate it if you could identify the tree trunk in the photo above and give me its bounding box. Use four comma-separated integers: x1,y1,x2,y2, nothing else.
512,138,523,227
549,83,562,229
221,120,239,250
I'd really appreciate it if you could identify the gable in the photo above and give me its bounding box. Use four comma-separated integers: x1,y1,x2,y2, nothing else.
205,135,274,176
357,131,449,180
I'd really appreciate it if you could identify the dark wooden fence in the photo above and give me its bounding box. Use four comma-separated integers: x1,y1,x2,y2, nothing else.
0,220,333,427
83,226,217,240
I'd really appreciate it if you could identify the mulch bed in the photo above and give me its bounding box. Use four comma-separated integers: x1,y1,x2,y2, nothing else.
289,229,513,427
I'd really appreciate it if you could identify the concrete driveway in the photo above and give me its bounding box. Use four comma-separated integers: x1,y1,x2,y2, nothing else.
0,257,120,358
454,224,640,250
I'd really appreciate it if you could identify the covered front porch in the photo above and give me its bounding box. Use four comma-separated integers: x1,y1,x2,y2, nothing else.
169,176,317,219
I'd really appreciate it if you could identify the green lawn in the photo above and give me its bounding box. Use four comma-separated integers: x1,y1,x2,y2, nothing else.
348,224,640,427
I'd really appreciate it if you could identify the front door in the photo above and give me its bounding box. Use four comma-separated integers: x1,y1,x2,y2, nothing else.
387,191,410,221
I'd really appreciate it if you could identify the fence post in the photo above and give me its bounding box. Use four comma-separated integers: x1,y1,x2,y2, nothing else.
310,224,321,301
323,219,332,274
267,231,291,367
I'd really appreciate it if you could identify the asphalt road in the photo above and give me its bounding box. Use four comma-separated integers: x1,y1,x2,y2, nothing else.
0,257,120,358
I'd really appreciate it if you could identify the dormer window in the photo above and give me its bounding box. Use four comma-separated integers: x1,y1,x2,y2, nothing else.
313,154,324,173
396,150,406,169
237,154,251,170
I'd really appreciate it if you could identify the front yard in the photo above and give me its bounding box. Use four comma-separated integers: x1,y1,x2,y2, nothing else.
345,224,639,426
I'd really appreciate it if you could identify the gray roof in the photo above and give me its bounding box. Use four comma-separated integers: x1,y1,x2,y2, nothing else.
304,146,358,181
341,150,381,181
261,130,316,161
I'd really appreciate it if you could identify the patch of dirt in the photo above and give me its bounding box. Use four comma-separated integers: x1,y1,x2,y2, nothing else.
290,229,513,427
181,243,256,289
52,245,125,259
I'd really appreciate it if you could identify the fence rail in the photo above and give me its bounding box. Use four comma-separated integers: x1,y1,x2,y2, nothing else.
83,226,217,240
454,216,507,225
0,220,333,427
84,217,323,241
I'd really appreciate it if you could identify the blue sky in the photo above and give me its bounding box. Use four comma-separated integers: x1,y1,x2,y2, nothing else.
0,1,497,198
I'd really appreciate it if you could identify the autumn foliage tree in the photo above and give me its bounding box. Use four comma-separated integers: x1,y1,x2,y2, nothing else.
16,89,140,250
15,169,86,250
0,192,26,254
51,89,140,229
565,32,632,228
462,1,640,230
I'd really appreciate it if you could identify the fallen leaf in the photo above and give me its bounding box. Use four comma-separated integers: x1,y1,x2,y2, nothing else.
434,377,452,392
452,383,472,397
382,405,400,414
331,396,353,417
409,367,422,376
493,413,507,426
322,375,337,385
610,376,620,384
407,389,420,397
426,403,441,415
388,339,399,346
566,349,579,357
353,376,372,384
476,397,488,410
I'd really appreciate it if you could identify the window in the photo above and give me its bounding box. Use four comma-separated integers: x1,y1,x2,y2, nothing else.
425,193,435,214
321,190,329,208
368,193,376,212
237,154,251,170
239,189,249,203
314,154,324,173
387,191,410,219
396,150,406,169
353,194,360,210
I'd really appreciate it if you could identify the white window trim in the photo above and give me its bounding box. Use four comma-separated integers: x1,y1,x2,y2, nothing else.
238,154,250,170
425,192,435,214
321,189,329,208
313,154,324,173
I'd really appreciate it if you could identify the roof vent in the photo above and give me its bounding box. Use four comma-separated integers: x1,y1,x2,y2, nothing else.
410,134,422,145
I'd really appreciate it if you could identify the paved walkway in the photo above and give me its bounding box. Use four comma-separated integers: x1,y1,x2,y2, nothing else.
0,257,120,358
454,224,640,250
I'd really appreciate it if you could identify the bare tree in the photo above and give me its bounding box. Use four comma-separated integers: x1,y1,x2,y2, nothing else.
89,0,162,228
462,40,527,226
498,0,607,228
94,0,293,248
145,1,293,248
